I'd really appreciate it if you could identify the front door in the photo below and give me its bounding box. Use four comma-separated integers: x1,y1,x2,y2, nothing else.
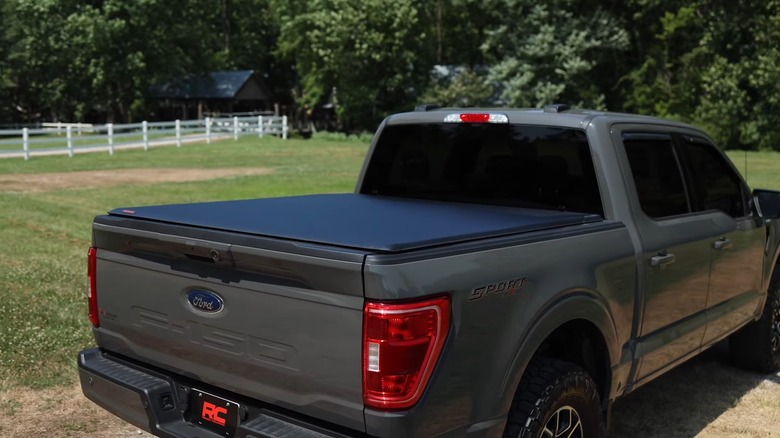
678,137,765,344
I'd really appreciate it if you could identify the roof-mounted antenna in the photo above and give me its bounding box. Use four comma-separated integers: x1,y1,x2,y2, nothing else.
415,104,440,112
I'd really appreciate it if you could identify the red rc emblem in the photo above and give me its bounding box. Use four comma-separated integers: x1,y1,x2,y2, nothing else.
201,401,228,426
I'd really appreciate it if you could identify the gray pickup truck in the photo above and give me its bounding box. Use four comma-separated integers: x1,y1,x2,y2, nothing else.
79,106,780,438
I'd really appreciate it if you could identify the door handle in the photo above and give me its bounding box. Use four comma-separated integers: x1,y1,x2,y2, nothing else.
712,238,733,250
650,252,676,268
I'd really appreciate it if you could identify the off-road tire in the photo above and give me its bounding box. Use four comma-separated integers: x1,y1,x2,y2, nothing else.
729,268,780,373
503,357,603,438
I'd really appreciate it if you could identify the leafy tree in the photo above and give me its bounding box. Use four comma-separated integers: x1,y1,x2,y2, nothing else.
481,0,629,109
1,0,283,123
218,0,291,101
73,0,229,122
412,0,497,109
622,0,780,150
216,0,277,69
621,4,706,120
1,0,77,122
419,0,494,67
3,0,780,149
421,67,495,107
692,0,780,150
0,2,11,122
274,0,429,130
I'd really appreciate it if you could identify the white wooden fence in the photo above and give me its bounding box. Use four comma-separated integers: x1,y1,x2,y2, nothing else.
0,116,288,160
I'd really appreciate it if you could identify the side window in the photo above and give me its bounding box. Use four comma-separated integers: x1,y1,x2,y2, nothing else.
623,135,690,219
682,139,747,218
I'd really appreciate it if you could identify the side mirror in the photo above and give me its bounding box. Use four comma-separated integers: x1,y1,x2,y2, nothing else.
753,189,780,219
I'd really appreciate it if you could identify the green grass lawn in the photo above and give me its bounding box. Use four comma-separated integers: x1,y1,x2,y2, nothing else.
0,135,369,390
725,149,780,191
1,137,780,391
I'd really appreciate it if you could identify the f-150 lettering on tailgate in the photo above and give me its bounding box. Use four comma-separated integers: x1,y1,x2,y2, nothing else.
131,306,299,370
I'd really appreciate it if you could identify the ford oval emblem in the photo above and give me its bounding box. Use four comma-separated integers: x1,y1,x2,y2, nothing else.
186,289,224,314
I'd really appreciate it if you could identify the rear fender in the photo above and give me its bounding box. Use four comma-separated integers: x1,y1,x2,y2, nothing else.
497,290,621,413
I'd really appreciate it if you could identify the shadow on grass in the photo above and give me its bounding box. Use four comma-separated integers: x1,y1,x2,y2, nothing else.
609,341,777,437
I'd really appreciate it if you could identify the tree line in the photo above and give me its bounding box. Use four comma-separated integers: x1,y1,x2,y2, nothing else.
1,0,778,150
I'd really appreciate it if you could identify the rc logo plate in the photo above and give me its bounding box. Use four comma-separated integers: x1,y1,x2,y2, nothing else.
191,390,240,436
186,289,225,314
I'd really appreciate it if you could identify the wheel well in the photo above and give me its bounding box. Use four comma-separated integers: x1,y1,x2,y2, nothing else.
534,319,611,399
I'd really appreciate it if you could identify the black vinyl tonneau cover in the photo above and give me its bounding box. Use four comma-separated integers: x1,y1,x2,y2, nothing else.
108,194,602,253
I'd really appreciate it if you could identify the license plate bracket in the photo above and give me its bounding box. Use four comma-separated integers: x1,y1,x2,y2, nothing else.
190,389,240,437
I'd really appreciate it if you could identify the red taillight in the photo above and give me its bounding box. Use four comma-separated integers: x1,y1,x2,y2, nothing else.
88,247,99,327
363,296,450,410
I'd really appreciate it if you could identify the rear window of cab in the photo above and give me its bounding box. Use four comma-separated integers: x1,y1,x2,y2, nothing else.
360,123,604,217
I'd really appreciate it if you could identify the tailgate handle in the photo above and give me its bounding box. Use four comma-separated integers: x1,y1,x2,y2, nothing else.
650,252,675,268
183,248,229,265
184,253,216,264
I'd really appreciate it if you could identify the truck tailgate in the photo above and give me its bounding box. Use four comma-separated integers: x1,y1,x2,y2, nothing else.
91,222,366,431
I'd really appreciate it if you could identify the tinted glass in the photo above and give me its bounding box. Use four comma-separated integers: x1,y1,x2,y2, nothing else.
683,141,747,217
360,123,603,216
624,138,690,218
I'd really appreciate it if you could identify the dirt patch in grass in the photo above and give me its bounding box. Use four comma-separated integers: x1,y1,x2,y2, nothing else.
0,383,151,437
0,167,274,193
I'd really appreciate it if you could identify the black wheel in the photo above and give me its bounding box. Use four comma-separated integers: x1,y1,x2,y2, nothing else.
503,357,603,438
729,267,780,372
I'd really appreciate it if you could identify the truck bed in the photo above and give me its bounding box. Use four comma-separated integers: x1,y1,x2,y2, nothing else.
106,193,602,252
85,194,605,435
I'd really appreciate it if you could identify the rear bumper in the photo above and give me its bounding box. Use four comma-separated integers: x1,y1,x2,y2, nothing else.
79,348,507,437
78,348,358,438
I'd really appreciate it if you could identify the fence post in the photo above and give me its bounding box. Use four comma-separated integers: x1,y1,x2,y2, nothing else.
67,126,73,158
175,119,182,147
22,128,29,160
233,116,239,140
142,120,149,151
205,117,211,144
107,123,114,155
282,115,288,140
258,115,264,138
